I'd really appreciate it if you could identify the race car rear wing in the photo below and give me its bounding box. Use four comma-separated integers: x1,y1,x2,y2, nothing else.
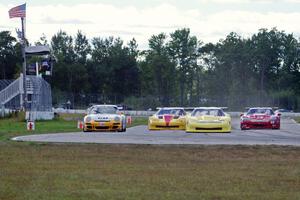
184,107,228,110
155,107,228,112
245,107,278,110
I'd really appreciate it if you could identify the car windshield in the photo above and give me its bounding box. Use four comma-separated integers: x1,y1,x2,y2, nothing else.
157,109,185,116
247,108,274,115
89,106,118,114
192,109,225,117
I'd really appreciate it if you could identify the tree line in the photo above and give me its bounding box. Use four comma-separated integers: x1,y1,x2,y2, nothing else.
0,28,299,111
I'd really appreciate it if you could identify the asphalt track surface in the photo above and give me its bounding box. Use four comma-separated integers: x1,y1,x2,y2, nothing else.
12,118,300,146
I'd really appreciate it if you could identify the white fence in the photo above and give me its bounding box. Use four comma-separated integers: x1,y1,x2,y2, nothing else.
26,111,54,120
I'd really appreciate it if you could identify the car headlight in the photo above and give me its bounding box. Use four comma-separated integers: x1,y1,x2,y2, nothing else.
85,116,92,123
114,116,121,122
150,117,159,122
270,117,278,122
242,117,250,121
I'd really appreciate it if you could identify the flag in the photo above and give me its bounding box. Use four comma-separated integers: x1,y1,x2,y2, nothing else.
9,3,26,18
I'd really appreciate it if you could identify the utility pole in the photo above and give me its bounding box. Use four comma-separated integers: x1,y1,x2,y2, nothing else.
9,3,27,119
21,17,27,112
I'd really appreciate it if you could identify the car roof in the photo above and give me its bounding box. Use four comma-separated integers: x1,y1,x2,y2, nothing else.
193,107,223,110
88,105,118,110
248,107,273,110
158,107,184,110
92,104,117,107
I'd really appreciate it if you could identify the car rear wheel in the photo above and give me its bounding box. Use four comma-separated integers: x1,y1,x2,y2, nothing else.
118,128,126,132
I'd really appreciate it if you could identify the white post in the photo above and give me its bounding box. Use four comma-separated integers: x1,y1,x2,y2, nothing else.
36,61,39,76
19,73,23,108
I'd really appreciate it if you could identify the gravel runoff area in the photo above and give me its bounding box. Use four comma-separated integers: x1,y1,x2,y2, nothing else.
12,118,300,146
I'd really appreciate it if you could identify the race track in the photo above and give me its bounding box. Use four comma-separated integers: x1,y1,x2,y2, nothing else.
12,118,300,146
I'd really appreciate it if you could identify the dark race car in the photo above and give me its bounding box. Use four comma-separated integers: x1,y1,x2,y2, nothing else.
240,107,281,130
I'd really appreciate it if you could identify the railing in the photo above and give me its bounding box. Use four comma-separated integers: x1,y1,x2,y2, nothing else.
0,77,21,105
26,77,34,94
26,75,52,112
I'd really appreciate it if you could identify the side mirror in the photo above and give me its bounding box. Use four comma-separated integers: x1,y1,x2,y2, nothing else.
240,113,244,117
277,113,281,117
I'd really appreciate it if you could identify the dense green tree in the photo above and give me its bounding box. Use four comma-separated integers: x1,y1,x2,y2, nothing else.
140,33,177,106
1,27,300,110
0,31,21,79
206,32,257,108
90,37,140,103
74,31,91,64
168,28,200,106
250,28,285,104
51,30,76,64
50,30,89,105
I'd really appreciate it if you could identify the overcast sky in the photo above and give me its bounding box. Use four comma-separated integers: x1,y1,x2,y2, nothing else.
1,0,300,49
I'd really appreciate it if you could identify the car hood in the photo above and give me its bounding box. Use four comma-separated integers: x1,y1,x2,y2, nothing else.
86,113,120,121
154,114,185,118
246,114,271,120
192,115,224,121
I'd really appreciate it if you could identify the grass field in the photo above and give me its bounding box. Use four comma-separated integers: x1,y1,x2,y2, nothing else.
0,144,299,200
1,115,299,199
295,117,300,123
0,115,148,141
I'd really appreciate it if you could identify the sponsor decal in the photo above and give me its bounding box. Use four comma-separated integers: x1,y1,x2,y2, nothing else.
164,115,173,126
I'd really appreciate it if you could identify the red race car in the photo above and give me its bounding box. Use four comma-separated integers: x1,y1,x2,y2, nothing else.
240,107,281,130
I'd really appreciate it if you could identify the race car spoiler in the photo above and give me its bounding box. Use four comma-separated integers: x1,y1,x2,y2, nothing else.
156,107,228,111
245,107,278,110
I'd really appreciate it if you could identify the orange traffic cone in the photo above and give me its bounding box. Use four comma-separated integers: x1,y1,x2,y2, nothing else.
77,121,84,129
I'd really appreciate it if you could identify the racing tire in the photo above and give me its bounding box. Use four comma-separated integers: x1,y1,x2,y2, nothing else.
118,128,126,132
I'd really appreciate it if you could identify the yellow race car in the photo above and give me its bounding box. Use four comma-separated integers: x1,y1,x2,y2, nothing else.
186,107,231,133
83,105,126,132
148,107,186,130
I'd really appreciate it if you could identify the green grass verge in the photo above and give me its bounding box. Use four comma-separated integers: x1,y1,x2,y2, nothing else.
295,117,300,123
0,118,78,141
0,144,299,200
129,116,148,127
0,115,148,141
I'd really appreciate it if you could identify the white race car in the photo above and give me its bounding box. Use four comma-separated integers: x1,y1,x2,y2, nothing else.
83,105,126,132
